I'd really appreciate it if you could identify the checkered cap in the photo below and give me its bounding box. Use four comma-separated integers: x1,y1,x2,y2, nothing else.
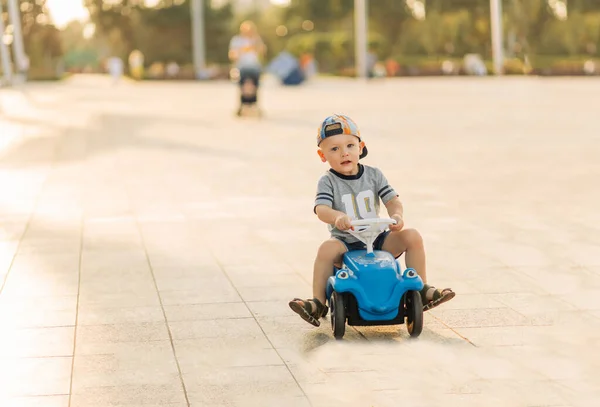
317,114,367,159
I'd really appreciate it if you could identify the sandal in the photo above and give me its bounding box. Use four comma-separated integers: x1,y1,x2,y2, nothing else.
289,297,328,327
420,284,455,311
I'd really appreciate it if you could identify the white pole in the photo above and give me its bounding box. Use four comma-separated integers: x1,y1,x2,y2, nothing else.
490,0,504,75
191,0,206,79
0,1,13,85
7,0,27,75
354,0,368,78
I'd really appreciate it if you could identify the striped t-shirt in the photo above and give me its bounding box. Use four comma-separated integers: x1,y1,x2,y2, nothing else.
314,164,398,243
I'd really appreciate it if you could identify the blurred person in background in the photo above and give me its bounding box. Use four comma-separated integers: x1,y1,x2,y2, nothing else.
107,56,123,84
228,20,266,117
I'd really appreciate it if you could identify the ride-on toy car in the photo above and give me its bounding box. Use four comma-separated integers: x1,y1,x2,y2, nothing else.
326,218,425,339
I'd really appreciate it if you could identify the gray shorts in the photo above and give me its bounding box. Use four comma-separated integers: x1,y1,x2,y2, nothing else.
336,230,391,253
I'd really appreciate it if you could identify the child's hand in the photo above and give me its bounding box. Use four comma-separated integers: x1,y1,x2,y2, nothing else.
389,214,404,231
334,214,354,231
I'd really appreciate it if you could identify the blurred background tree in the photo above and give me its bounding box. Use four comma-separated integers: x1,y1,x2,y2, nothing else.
60,20,102,72
82,0,233,70
1,0,63,79
5,0,599,78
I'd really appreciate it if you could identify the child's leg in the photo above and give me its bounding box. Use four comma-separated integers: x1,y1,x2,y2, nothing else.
381,228,454,310
380,228,427,282
313,238,347,304
289,238,346,326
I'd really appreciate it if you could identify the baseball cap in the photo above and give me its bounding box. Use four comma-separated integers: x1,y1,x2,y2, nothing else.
317,114,368,159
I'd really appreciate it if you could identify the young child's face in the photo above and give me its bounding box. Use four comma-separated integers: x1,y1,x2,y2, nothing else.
318,133,365,176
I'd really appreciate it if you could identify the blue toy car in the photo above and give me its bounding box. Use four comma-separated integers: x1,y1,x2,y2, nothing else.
325,218,424,339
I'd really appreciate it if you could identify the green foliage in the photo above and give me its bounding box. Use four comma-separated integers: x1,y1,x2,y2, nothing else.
82,0,234,66
36,0,596,76
0,0,63,77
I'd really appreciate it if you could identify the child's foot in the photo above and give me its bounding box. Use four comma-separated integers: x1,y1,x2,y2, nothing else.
420,284,455,311
289,298,328,327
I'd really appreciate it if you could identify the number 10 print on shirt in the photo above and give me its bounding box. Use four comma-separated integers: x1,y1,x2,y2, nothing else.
340,191,377,219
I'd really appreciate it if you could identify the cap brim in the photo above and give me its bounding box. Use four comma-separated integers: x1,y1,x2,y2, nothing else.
360,145,368,159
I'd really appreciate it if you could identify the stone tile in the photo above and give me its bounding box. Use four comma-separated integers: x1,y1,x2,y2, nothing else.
527,269,600,296
82,229,143,251
0,308,76,329
79,265,151,280
426,249,503,272
72,342,180,389
168,317,264,340
77,291,161,308
154,274,232,292
159,286,241,305
0,326,74,358
223,263,299,277
0,239,19,266
369,391,506,407
304,341,483,394
0,294,77,309
163,302,250,321
77,306,165,325
8,252,80,273
524,309,600,330
493,346,589,381
451,326,536,347
0,356,72,397
458,347,549,380
412,325,473,345
0,295,77,328
564,242,600,266
70,384,186,406
174,336,282,370
228,272,308,288
254,315,365,350
558,379,600,407
246,299,298,318
80,250,150,271
351,314,453,340
478,241,558,267
1,395,70,407
149,265,224,280
1,271,79,298
429,307,531,329
76,322,169,346
0,224,28,241
559,288,600,310
490,292,575,312
16,238,81,255
426,278,481,295
427,293,505,310
304,382,391,407
473,379,573,406
184,365,303,405
275,348,333,385
145,252,218,268
461,268,546,295
79,277,157,297
236,284,303,302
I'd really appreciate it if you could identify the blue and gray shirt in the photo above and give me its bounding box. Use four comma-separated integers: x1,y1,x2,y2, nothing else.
314,164,398,243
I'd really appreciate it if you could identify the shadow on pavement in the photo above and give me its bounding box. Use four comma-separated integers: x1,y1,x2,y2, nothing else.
0,112,250,168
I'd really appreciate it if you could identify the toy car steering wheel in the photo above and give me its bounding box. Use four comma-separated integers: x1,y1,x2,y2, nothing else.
349,218,397,255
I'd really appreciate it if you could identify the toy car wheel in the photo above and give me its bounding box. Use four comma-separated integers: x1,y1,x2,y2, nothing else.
330,291,346,340
405,290,423,338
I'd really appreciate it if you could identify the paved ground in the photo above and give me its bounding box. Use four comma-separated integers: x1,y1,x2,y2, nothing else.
0,74,598,407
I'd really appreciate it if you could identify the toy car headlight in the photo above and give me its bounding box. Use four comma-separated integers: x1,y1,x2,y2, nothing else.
404,269,418,279
337,270,349,280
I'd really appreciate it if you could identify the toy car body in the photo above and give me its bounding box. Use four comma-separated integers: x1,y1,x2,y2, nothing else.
325,218,425,339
